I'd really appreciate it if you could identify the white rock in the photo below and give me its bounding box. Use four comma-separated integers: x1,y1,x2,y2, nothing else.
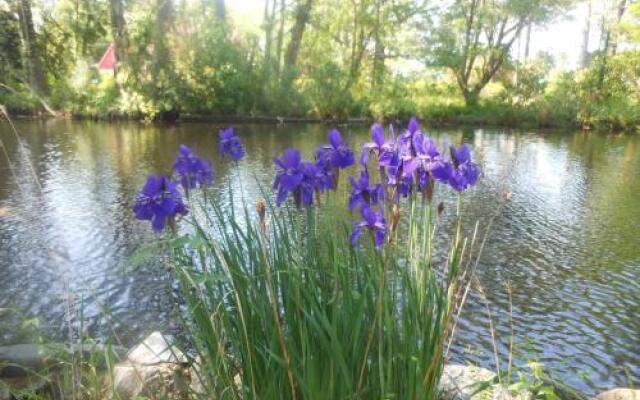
492,385,532,400
438,364,532,400
439,364,496,400
596,389,640,400
189,355,204,395
113,332,190,400
126,331,187,365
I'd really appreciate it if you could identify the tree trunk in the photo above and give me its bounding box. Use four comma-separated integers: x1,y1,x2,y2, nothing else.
16,0,47,95
215,0,225,21
275,0,285,80
110,0,128,67
463,89,480,107
371,0,384,89
348,0,358,82
346,1,370,90
456,12,526,106
610,0,627,55
580,0,592,67
152,0,173,81
372,40,384,89
263,0,275,70
524,22,531,61
597,11,611,90
281,0,313,90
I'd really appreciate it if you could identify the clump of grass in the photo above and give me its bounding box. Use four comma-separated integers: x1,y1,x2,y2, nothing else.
167,187,472,399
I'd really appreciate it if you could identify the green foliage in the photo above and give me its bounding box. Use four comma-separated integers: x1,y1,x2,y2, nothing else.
51,0,109,57
535,52,640,130
507,361,559,400
498,54,554,105
298,61,354,117
366,75,420,120
532,71,581,127
0,10,23,79
427,0,572,106
620,1,640,43
169,187,469,399
2,0,639,131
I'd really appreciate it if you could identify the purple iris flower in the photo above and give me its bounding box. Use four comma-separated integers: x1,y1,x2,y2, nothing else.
430,159,453,183
273,148,319,207
416,166,430,191
361,123,397,167
298,162,321,206
273,148,304,205
451,144,471,166
408,117,419,134
173,145,213,191
396,175,413,199
218,127,245,161
414,133,439,159
360,123,385,165
312,158,335,192
447,144,480,192
385,150,402,186
316,129,354,169
402,132,440,179
348,170,384,211
350,205,386,250
314,146,337,188
398,117,422,161
377,125,396,168
133,175,187,232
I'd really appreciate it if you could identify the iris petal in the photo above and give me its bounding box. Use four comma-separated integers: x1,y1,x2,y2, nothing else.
283,148,301,168
408,117,419,134
328,129,342,149
371,124,384,146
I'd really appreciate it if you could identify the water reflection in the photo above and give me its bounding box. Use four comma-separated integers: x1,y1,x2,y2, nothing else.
0,120,638,395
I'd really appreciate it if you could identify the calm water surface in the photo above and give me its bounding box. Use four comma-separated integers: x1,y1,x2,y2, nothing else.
0,120,638,395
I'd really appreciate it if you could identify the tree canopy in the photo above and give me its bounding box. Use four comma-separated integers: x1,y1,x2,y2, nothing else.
0,0,638,130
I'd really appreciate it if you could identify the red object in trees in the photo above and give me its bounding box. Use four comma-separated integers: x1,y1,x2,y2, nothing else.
97,44,117,71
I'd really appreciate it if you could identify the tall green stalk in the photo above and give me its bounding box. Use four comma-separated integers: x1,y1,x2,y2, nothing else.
169,184,473,399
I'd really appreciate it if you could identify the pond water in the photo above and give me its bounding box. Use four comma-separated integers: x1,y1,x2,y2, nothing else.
0,120,638,395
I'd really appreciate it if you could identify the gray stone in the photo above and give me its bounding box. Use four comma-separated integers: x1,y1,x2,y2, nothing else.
0,344,58,374
113,332,190,400
0,343,126,378
0,375,49,399
439,364,496,400
438,364,532,400
189,356,205,396
492,385,532,400
596,389,640,400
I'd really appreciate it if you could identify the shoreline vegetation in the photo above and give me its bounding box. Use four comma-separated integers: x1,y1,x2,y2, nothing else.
4,334,629,400
5,102,638,133
2,0,639,132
